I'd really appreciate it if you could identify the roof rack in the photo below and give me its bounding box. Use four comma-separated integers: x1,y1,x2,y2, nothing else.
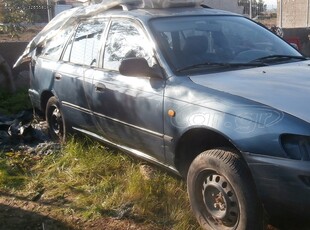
114,0,205,11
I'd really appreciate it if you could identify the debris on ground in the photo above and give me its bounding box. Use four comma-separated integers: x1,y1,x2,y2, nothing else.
0,110,59,155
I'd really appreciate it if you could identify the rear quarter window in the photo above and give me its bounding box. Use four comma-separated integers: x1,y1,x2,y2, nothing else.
41,24,76,60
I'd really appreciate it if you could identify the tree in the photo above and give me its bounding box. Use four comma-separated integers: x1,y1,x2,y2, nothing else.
0,0,45,38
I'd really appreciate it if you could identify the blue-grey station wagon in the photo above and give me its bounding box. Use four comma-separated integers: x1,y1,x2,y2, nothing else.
16,0,310,229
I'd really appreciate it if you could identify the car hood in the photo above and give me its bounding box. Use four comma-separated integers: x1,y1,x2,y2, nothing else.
190,61,310,123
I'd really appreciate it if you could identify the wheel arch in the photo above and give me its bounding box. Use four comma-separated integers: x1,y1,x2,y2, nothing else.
174,127,245,178
40,90,55,115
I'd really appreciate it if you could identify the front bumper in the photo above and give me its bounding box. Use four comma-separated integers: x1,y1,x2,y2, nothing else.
244,153,310,220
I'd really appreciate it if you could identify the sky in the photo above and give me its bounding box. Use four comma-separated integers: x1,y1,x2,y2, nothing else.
264,0,277,9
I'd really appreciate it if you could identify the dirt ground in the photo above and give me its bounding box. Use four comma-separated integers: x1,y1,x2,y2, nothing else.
0,191,154,230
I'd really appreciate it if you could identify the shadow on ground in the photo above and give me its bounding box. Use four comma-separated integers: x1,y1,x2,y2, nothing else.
0,203,72,230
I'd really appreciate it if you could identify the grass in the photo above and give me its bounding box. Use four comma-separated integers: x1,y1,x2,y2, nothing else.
0,89,32,114
0,91,200,229
28,139,197,229
0,138,200,229
0,89,33,189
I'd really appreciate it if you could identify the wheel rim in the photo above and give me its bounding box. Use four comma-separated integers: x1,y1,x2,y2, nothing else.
198,171,240,229
49,106,63,137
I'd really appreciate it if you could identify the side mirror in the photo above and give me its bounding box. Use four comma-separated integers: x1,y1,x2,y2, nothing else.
119,57,162,79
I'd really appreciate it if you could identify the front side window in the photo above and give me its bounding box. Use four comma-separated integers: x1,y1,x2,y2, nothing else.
63,19,106,66
103,19,154,71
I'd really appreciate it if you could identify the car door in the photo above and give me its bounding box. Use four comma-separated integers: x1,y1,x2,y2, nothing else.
91,18,166,162
55,18,108,132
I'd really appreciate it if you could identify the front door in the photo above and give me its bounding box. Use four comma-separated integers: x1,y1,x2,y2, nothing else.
91,19,165,162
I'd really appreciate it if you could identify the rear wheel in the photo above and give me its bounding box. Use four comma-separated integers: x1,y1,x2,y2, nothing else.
46,96,66,142
187,148,265,230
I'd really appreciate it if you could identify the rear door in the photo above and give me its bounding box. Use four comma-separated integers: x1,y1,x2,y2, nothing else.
56,18,108,131
91,18,166,162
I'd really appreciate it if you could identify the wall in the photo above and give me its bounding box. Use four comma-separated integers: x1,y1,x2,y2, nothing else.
278,0,310,28
54,4,73,16
0,42,30,91
0,42,28,69
276,0,310,56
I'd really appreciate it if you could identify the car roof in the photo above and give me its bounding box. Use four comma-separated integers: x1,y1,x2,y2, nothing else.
14,1,241,68
97,5,239,21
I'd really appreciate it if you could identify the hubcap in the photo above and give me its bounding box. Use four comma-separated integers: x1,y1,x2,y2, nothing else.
202,173,239,228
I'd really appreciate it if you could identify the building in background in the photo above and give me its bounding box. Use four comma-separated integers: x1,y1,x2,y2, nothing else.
277,0,310,56
203,0,243,14
278,0,310,28
53,0,88,17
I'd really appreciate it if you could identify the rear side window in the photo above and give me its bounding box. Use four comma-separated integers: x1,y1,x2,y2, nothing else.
103,19,154,71
63,19,107,66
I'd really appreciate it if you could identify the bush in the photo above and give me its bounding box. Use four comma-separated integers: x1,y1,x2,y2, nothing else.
0,89,32,115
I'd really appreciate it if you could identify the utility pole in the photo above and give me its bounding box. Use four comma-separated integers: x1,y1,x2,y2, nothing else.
307,0,310,27
47,0,52,21
249,0,252,18
279,0,282,27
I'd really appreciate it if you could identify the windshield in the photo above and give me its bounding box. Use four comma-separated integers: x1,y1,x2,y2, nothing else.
150,15,302,74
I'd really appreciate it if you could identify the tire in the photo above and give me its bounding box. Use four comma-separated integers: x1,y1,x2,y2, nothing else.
46,96,66,142
187,148,265,230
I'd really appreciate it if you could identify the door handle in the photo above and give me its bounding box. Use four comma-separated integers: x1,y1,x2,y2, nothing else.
95,83,106,92
54,73,62,80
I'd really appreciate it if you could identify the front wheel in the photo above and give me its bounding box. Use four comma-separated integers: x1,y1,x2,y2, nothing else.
46,96,66,142
187,148,265,230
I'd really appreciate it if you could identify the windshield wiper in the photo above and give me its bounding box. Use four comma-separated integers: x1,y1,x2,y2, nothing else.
250,55,308,64
176,62,267,72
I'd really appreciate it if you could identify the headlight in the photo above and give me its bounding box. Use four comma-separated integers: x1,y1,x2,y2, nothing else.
281,134,310,161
